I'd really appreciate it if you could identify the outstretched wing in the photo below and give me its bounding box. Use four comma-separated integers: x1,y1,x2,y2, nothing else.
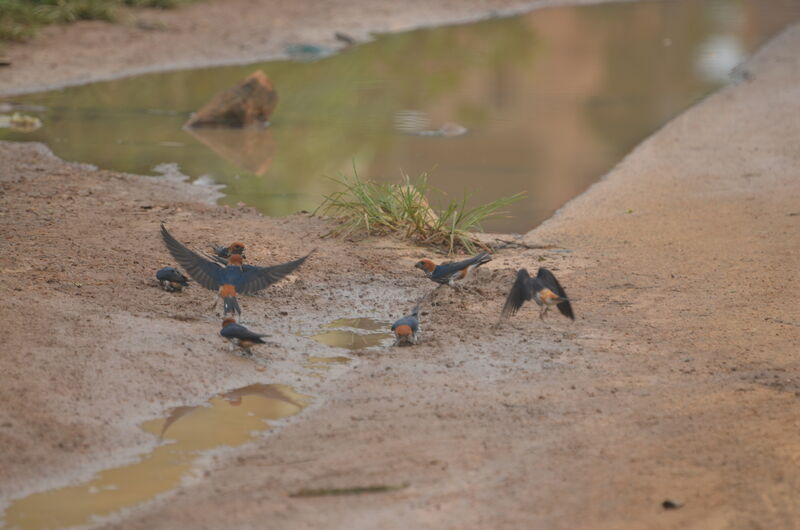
501,268,534,317
160,224,223,291
209,253,229,265
236,252,313,294
206,252,252,267
536,268,574,320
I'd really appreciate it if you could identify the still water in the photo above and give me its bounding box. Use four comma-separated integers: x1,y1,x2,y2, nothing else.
1,0,799,232
1,384,309,530
310,318,393,350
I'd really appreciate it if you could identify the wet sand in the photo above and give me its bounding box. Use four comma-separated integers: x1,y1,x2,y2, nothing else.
1,2,799,529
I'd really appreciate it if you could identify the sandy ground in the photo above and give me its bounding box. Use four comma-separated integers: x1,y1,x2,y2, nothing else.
1,1,799,529
0,0,613,96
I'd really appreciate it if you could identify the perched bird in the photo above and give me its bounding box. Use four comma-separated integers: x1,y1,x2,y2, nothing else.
501,268,574,321
161,224,311,316
220,318,266,354
391,306,421,346
414,252,492,287
156,267,189,292
210,241,246,261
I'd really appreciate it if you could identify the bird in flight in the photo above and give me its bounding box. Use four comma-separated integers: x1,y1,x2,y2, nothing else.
501,267,574,321
160,224,311,316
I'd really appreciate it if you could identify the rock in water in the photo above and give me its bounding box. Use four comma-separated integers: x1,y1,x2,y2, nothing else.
185,71,278,128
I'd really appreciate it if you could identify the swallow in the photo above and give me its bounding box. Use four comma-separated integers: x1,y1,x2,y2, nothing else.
220,318,266,354
160,224,311,316
156,267,189,292
414,252,492,287
210,241,246,262
501,268,574,321
391,306,421,346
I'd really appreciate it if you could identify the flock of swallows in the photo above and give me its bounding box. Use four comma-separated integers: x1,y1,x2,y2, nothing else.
155,224,574,354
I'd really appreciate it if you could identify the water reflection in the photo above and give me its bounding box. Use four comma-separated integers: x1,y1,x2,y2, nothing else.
323,317,387,331
1,384,310,530
310,318,392,350
310,330,392,350
1,0,798,231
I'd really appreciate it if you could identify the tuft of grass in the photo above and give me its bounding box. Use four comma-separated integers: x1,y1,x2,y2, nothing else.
0,0,197,42
314,172,524,254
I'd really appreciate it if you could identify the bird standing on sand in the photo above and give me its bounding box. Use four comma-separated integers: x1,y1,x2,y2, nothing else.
160,224,311,316
414,252,492,287
220,318,266,354
210,241,246,262
156,267,189,292
391,306,421,346
501,268,574,321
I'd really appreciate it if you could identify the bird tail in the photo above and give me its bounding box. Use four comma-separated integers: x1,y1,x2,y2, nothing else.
501,268,533,318
223,296,241,316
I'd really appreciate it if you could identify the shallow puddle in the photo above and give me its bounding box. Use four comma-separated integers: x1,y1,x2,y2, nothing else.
2,0,798,232
310,330,392,350
1,384,310,530
310,318,392,351
322,318,387,331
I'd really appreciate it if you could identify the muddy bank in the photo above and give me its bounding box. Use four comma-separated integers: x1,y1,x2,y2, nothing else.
0,11,798,530
93,22,800,529
0,0,614,96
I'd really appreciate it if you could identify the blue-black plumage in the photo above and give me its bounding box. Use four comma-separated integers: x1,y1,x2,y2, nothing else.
414,252,492,286
156,266,189,292
501,267,574,320
220,318,266,353
161,224,312,316
391,306,421,346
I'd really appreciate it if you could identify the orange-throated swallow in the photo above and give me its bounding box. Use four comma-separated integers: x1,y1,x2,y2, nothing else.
156,267,189,292
502,268,574,321
220,317,266,354
414,252,492,287
391,306,421,346
210,242,246,263
160,224,311,316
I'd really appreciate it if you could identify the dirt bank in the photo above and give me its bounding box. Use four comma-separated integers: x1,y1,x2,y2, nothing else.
1,8,799,530
0,0,612,96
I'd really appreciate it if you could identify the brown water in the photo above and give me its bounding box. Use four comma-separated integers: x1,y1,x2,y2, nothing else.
1,384,309,530
310,318,393,350
1,1,799,232
323,318,387,331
